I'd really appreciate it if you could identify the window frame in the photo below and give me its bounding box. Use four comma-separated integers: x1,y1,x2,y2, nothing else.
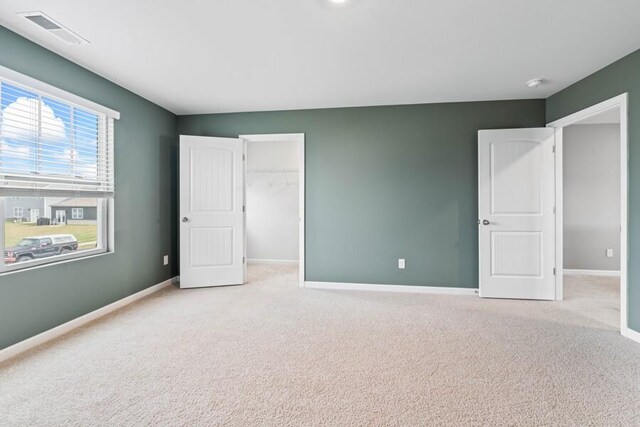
1,198,111,274
12,206,23,219
0,66,119,275
71,207,84,220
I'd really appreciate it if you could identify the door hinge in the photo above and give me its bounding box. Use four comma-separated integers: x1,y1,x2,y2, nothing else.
553,206,556,214
242,154,246,161
552,145,556,154
242,205,246,213
553,268,556,276
243,257,246,264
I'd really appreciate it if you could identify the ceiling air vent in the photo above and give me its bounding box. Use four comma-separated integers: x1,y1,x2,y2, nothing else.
18,11,89,44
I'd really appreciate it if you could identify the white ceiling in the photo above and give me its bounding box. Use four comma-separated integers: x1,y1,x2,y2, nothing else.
1,0,640,115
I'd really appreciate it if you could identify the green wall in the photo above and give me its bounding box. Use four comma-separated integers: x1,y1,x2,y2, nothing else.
547,48,640,331
0,27,178,349
178,100,545,288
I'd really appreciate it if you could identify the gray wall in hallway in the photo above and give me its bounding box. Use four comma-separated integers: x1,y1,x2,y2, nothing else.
563,124,621,271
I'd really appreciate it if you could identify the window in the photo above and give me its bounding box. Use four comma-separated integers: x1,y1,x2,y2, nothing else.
1,66,119,273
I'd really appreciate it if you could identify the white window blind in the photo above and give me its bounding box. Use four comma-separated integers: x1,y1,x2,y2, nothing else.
0,72,117,198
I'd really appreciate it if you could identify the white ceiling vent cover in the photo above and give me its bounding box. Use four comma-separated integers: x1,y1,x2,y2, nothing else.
18,11,89,44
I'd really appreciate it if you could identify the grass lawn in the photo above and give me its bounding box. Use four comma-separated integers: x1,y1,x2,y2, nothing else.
5,221,97,248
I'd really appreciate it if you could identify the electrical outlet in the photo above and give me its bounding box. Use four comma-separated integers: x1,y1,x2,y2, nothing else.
606,249,614,258
163,255,169,266
398,258,406,269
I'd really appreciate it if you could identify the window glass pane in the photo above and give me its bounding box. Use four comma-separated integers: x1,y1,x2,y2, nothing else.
0,82,39,174
40,96,72,177
74,107,100,181
3,196,101,266
1,82,108,193
71,208,84,219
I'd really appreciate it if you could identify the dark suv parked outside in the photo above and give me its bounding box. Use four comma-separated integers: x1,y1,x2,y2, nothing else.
4,234,78,263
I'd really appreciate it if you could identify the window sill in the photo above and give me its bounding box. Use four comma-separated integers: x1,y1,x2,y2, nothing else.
0,250,113,277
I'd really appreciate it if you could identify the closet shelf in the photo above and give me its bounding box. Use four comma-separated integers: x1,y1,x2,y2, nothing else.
246,169,299,173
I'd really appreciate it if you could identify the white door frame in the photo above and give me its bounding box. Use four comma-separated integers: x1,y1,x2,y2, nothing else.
547,93,629,335
239,133,306,287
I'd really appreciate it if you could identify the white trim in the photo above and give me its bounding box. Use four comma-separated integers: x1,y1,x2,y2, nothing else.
1,248,108,275
0,199,4,266
0,65,120,119
546,94,627,128
0,276,178,363
563,269,621,277
305,281,478,296
247,259,299,265
553,126,564,301
547,93,629,334
622,327,640,345
239,133,305,142
240,133,305,288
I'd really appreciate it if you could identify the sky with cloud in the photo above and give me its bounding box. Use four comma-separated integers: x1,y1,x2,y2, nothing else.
0,81,99,179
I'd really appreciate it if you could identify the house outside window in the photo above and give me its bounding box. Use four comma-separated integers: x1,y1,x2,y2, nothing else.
72,208,84,220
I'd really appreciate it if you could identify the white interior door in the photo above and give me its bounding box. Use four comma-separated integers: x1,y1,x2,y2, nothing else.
180,135,245,288
478,128,556,300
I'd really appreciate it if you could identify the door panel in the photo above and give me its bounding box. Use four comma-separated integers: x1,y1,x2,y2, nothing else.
190,147,234,212
180,135,245,288
490,141,542,214
190,227,234,267
491,231,542,277
479,128,555,300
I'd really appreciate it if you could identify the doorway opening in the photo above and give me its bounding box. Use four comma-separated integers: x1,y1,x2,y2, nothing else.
548,94,628,335
559,108,621,328
240,134,305,287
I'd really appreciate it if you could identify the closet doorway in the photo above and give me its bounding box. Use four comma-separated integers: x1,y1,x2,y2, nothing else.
548,94,628,334
241,134,305,287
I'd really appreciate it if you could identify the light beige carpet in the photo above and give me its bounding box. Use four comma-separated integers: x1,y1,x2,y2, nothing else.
563,273,620,329
1,265,639,426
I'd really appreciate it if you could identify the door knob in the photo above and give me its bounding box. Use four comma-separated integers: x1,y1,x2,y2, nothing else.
482,219,490,225
182,217,189,223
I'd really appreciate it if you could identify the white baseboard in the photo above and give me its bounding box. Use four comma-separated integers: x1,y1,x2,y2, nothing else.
0,276,178,364
304,281,478,296
564,269,621,277
622,327,640,344
248,259,299,265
